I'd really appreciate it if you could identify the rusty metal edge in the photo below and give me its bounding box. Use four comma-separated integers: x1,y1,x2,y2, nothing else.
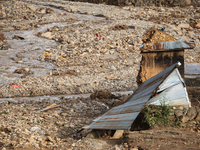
140,40,195,52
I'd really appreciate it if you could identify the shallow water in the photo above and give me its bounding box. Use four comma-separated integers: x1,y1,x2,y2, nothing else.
0,5,104,87
0,91,133,103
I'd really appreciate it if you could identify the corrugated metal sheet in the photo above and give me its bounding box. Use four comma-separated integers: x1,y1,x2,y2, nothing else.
157,68,185,92
147,69,190,107
140,40,195,52
147,68,191,107
83,63,180,130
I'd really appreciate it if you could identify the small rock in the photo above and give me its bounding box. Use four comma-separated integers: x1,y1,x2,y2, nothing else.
14,68,34,74
178,24,191,29
12,35,25,40
36,8,46,14
86,130,99,138
175,109,183,117
112,130,124,139
56,121,65,126
17,61,23,64
130,147,138,150
27,4,36,11
195,22,200,29
43,51,52,56
19,26,28,30
46,136,54,142
41,32,53,39
195,110,200,121
180,115,189,123
114,145,121,150
187,107,197,120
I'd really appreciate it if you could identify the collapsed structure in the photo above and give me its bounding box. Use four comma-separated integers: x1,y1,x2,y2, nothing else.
84,62,191,130
138,28,195,83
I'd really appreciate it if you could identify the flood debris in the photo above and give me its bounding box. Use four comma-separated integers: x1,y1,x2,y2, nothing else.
0,29,10,50
40,103,60,112
140,40,195,51
112,24,129,30
83,62,191,131
12,35,25,40
14,68,34,75
90,90,119,99
142,27,176,44
11,85,20,88
139,27,195,83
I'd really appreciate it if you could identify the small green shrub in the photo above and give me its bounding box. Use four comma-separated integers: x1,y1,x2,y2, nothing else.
0,111,8,115
142,104,171,128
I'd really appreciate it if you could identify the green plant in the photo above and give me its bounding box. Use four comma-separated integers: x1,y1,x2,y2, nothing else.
0,111,8,115
142,103,171,128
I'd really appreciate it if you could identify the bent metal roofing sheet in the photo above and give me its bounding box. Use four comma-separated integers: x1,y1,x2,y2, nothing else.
84,63,184,130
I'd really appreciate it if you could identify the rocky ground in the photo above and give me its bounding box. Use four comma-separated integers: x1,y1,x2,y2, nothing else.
0,0,200,149
0,93,200,150
0,0,200,97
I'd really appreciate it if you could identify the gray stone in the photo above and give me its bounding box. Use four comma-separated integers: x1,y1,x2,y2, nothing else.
27,4,36,11
86,130,99,138
178,24,191,29
195,110,200,121
187,107,197,120
180,115,189,123
174,109,183,117
112,130,124,139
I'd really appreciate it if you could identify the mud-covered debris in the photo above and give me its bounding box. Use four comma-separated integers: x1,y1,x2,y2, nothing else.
0,30,10,50
12,35,25,40
0,41,10,50
41,103,60,112
36,7,54,14
112,24,129,30
90,90,119,99
14,68,34,74
142,27,176,43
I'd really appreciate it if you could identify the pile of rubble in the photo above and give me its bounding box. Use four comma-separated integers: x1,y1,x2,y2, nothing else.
0,93,199,149
0,0,199,98
142,27,177,43
0,92,130,149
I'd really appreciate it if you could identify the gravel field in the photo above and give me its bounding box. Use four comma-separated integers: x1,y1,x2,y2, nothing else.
0,0,200,149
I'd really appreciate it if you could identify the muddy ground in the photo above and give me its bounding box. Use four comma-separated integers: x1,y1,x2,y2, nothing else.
0,0,200,149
